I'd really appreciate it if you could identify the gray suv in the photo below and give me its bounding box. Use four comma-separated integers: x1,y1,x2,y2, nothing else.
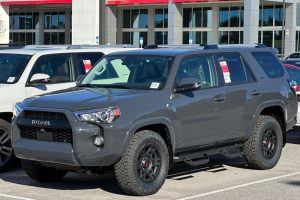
11,45,298,196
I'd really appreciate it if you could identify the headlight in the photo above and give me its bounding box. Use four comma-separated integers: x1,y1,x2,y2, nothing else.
13,102,24,117
75,107,121,124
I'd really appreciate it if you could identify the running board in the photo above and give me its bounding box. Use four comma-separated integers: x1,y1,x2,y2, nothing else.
174,144,244,167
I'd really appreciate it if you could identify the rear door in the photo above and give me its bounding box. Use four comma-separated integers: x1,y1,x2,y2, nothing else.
25,53,76,97
214,53,258,140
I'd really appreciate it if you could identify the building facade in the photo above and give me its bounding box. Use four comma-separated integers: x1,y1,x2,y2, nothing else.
0,0,300,56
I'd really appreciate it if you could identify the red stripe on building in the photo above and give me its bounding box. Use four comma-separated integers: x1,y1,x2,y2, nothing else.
173,0,240,2
0,0,71,5
106,0,240,5
106,0,169,5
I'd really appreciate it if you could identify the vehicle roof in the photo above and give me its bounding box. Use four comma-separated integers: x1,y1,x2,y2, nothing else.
108,46,275,57
0,47,139,56
108,48,201,57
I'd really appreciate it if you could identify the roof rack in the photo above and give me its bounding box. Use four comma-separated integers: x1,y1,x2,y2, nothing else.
144,44,204,49
144,43,268,50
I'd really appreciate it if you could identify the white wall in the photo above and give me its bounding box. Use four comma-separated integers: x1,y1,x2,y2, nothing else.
0,4,9,44
72,0,100,44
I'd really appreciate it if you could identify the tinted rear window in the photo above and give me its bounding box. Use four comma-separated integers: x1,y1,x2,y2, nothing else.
215,53,254,85
252,52,284,78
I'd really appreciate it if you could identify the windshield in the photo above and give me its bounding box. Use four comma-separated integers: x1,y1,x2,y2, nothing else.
81,55,174,90
0,54,32,84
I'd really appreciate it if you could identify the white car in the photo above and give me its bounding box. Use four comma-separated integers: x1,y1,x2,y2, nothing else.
0,45,138,172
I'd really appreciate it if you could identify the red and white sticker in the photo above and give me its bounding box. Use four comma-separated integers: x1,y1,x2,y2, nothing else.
220,61,231,84
83,60,92,73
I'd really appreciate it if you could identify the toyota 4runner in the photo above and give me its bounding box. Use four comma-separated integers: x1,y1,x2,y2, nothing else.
0,45,137,172
12,44,298,196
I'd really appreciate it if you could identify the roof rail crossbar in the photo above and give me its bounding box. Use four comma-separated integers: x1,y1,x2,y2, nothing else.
203,44,218,50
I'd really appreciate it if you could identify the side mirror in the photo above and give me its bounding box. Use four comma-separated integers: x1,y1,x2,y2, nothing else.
76,75,85,85
30,73,50,85
175,78,201,93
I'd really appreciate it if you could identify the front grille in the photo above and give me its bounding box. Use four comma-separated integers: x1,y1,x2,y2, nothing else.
20,126,72,143
23,111,68,121
19,111,72,143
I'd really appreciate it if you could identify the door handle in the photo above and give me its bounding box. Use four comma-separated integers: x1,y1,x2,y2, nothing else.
213,95,226,102
250,90,261,96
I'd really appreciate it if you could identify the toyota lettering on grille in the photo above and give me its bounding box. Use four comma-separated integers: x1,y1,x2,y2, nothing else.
31,120,51,127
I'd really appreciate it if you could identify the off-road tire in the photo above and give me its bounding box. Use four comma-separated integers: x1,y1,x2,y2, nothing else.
243,115,283,169
21,159,67,182
0,119,19,173
114,130,169,196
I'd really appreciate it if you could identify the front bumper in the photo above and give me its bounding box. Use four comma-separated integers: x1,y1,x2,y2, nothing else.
12,107,128,167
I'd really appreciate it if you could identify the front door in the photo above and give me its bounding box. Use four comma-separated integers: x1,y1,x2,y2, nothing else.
25,53,76,98
172,54,228,150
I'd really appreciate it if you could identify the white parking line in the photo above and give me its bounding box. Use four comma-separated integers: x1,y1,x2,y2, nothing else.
177,172,300,200
0,193,36,200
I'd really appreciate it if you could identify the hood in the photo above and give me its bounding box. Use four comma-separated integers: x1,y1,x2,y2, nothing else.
25,87,156,111
0,83,10,89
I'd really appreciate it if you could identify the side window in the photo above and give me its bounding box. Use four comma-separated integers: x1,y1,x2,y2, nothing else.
215,53,254,85
176,55,218,89
76,52,104,75
252,51,284,78
30,54,74,84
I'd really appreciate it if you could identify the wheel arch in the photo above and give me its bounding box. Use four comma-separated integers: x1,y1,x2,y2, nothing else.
250,101,287,146
122,118,176,167
0,112,13,123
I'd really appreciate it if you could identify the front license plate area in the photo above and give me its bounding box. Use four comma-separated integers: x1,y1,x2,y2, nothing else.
36,129,53,142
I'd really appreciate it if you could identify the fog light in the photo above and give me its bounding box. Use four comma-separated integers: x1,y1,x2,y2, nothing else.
93,136,104,147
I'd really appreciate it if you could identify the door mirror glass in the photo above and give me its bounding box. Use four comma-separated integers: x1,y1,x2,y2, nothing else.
175,78,201,92
30,73,50,84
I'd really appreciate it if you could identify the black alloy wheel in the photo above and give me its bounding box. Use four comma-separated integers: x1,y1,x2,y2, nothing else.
137,145,161,183
0,126,13,166
261,129,277,159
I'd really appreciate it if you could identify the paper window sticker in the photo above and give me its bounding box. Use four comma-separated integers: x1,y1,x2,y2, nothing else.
223,73,232,83
150,82,160,89
83,60,92,72
219,61,229,73
7,77,15,83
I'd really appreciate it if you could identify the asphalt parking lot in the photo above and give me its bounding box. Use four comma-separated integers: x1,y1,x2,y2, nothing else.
0,131,299,200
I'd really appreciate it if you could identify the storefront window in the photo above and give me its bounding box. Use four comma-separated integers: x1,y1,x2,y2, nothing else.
219,7,243,27
262,6,273,26
122,32,148,47
44,12,66,45
155,9,168,28
183,31,211,45
9,12,39,45
219,31,229,44
123,9,148,29
274,6,283,26
219,8,229,27
155,32,168,45
230,7,240,27
262,31,273,47
219,31,243,44
183,7,212,28
44,12,65,29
